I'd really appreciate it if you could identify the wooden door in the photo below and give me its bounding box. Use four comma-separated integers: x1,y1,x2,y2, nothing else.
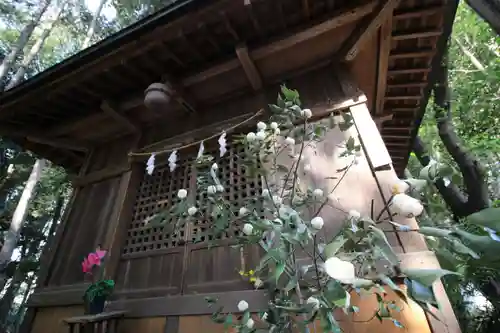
114,138,261,299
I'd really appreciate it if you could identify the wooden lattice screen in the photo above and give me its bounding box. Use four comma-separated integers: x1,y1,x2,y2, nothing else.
117,138,262,295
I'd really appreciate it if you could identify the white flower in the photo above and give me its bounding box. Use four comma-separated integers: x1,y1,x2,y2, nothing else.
285,137,295,146
146,153,155,175
218,131,227,157
197,140,205,159
211,163,218,170
272,195,282,205
246,132,256,142
254,278,264,289
168,150,178,172
392,180,409,194
274,128,281,135
243,223,254,236
391,193,424,217
313,189,324,198
355,150,362,157
177,189,188,199
261,312,268,321
306,296,320,310
238,300,249,312
324,257,356,284
246,318,254,329
187,206,198,216
348,210,361,220
270,122,278,129
301,108,312,119
257,122,267,131
239,207,249,216
303,164,312,173
256,131,266,141
262,189,270,197
207,185,217,195
311,217,324,230
216,184,224,192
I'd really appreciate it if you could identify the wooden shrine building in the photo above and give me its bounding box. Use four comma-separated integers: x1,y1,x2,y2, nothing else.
0,0,463,332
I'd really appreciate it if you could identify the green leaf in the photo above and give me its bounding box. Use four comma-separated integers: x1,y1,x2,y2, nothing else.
467,207,500,232
448,237,480,259
401,268,461,287
284,275,298,293
275,262,286,283
405,279,437,306
277,164,289,173
370,226,400,265
350,278,374,289
452,227,500,252
323,234,348,259
224,315,233,329
418,227,452,238
269,104,282,113
378,274,407,302
346,137,355,151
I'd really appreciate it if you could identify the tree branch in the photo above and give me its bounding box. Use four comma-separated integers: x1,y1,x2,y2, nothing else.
413,136,467,216
433,49,490,216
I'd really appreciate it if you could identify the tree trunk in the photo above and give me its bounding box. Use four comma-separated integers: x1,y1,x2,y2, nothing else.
5,1,67,90
0,159,45,289
82,0,107,49
412,47,489,218
0,0,52,90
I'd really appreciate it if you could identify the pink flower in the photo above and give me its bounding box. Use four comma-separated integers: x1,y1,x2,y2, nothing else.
95,250,107,259
87,253,101,267
82,258,92,274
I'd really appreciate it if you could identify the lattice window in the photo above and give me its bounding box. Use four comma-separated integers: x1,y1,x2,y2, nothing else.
122,139,263,255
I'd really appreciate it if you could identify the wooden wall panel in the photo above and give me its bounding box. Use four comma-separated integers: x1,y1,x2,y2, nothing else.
31,306,82,333
119,317,166,333
48,176,122,286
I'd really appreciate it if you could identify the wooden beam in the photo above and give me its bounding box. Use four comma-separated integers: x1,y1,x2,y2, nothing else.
393,5,445,20
340,0,399,61
26,136,89,152
392,29,442,41
382,134,409,139
389,49,435,59
385,107,419,112
384,95,422,100
163,79,197,114
71,164,131,187
374,113,393,124
387,81,427,88
183,1,377,86
374,11,394,115
235,44,263,91
388,67,431,75
101,101,140,134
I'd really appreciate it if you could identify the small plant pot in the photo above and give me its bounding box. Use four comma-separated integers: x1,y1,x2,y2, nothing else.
85,295,107,315
144,83,171,109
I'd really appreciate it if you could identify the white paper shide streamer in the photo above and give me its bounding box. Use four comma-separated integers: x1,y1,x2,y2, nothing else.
197,140,205,159
146,153,156,175
168,150,178,172
218,132,227,157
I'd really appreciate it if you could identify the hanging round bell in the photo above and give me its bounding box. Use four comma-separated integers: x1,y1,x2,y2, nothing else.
144,83,171,109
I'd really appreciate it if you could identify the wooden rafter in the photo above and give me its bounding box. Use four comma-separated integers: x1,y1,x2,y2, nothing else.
162,79,197,114
392,29,442,41
393,5,445,20
389,49,435,59
374,12,394,115
339,0,399,61
101,101,140,134
184,1,377,87
0,126,90,152
27,136,89,152
235,44,263,91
